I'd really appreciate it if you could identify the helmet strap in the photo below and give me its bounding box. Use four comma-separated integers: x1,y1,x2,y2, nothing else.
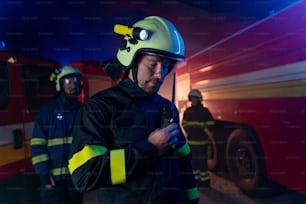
131,64,138,85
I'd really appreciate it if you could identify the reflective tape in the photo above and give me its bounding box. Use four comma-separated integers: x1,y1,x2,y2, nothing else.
31,138,47,146
47,137,72,146
174,143,191,158
32,153,48,165
68,145,108,174
51,167,70,176
182,120,215,127
204,127,212,136
186,187,199,200
31,137,72,146
188,140,208,145
193,170,210,181
110,149,126,185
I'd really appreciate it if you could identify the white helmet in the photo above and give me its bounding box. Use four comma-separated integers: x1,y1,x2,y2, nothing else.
50,65,82,92
116,16,185,68
188,89,203,101
103,16,185,80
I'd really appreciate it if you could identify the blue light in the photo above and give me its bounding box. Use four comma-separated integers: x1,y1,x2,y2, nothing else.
0,41,5,49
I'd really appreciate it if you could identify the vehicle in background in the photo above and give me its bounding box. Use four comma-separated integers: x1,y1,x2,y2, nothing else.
0,53,112,202
175,0,306,196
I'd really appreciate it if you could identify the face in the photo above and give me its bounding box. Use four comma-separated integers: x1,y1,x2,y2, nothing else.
190,96,201,106
61,75,82,98
131,54,175,94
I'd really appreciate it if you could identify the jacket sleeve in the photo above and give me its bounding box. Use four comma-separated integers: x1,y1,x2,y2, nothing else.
68,99,159,192
203,108,215,137
182,108,191,133
30,107,51,185
173,107,200,203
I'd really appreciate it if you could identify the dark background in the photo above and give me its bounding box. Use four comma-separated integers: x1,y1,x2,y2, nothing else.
0,0,299,65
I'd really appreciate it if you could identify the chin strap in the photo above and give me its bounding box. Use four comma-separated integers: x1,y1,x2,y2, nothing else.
131,64,138,85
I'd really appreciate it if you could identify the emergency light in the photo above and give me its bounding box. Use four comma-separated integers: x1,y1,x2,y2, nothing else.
114,24,150,40
0,40,5,48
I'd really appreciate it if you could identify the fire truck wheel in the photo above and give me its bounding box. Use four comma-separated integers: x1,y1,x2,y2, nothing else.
226,128,266,196
207,133,217,171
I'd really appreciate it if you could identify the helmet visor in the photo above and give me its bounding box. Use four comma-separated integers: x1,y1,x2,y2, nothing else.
141,51,178,74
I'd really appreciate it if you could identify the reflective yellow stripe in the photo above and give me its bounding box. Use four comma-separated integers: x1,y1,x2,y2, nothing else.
193,170,210,181
51,167,70,176
206,121,215,125
48,137,72,146
31,137,72,146
68,145,108,174
188,140,208,145
195,174,210,181
32,153,49,165
31,138,47,146
186,187,199,200
174,143,191,158
182,120,215,127
110,149,126,185
204,127,212,136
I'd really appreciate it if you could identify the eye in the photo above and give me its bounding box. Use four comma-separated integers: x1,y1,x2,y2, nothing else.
146,61,158,70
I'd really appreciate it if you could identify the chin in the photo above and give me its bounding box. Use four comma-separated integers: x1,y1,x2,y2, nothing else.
150,88,159,94
65,93,79,98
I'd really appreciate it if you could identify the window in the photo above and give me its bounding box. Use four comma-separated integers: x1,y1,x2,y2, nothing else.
0,61,10,110
23,64,57,113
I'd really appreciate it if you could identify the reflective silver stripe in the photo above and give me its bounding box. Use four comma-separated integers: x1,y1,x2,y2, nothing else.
31,138,47,146
32,153,48,165
194,170,210,181
48,137,72,146
51,167,70,176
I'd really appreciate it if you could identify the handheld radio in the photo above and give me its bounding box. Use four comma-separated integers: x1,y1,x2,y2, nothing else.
160,72,176,128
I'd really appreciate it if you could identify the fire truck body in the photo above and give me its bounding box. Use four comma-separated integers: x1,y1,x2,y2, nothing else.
176,0,306,195
0,51,60,181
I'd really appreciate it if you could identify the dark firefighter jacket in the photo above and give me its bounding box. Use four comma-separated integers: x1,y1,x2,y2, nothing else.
31,92,82,185
68,78,199,204
182,104,215,144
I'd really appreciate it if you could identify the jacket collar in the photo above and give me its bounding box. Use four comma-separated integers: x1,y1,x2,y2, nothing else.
118,78,152,98
57,92,80,109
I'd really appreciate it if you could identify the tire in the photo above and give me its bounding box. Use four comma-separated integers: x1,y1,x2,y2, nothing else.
207,133,217,171
226,128,266,196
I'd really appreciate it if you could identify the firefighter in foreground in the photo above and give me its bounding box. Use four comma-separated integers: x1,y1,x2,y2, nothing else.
182,89,215,189
30,66,84,204
68,16,199,203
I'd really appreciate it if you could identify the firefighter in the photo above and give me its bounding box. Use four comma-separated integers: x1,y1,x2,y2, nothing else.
30,65,84,204
182,89,215,189
68,16,199,204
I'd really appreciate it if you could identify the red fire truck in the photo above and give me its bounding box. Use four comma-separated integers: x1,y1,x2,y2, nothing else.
0,52,112,202
176,0,306,196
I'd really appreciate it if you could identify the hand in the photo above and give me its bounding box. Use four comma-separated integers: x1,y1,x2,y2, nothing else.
44,176,55,189
148,123,180,154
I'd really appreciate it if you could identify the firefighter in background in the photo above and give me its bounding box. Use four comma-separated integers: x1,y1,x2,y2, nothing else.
182,89,215,189
30,66,84,204
68,16,199,203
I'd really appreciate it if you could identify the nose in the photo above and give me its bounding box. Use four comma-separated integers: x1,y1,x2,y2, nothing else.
152,62,164,79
